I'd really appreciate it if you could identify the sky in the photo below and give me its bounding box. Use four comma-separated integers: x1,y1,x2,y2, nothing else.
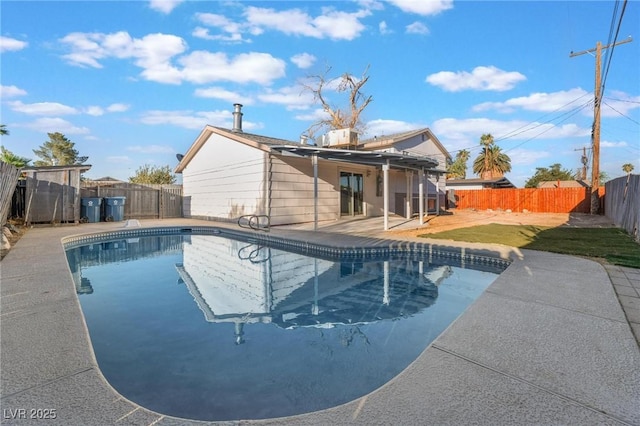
1,0,638,187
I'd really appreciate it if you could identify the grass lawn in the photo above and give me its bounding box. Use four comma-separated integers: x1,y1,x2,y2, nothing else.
419,224,640,269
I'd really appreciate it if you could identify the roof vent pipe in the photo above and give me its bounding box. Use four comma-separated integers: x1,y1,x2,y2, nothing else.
300,135,308,144
232,103,243,133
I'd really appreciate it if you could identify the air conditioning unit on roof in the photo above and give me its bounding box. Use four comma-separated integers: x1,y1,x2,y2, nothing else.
321,128,358,148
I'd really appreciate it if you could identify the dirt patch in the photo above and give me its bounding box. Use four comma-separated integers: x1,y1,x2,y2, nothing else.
387,209,617,239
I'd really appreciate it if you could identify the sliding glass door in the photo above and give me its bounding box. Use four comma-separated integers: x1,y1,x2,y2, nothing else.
340,172,363,216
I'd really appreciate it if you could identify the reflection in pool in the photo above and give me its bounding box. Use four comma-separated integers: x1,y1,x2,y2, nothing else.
66,233,503,421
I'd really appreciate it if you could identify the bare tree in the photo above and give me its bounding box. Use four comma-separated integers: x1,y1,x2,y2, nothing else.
301,65,373,139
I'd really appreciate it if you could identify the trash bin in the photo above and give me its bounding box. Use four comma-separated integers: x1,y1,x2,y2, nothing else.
103,196,126,222
80,198,102,223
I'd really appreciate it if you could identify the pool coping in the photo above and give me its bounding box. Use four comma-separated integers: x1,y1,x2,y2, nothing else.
1,219,639,425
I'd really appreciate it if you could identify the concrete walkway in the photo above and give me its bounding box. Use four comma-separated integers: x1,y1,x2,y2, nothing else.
1,219,639,425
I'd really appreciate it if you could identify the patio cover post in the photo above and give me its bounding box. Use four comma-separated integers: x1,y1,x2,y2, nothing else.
419,168,424,225
312,154,318,231
405,171,412,220
436,175,440,216
383,161,390,231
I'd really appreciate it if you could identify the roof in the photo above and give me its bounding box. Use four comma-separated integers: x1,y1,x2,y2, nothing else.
175,126,444,173
537,180,590,188
270,145,441,171
358,128,452,160
447,177,516,189
22,164,92,173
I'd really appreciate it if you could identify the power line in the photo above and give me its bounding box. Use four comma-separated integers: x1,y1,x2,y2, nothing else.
601,0,629,96
602,100,640,125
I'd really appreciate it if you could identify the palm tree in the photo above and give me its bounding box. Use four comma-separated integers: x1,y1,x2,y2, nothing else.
472,134,511,179
622,163,634,175
0,124,8,136
0,146,31,168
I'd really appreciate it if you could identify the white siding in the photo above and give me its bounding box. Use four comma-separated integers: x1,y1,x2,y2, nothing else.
182,133,267,220
181,235,334,319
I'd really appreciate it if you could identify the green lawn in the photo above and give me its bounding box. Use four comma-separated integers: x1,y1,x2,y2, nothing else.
419,224,640,268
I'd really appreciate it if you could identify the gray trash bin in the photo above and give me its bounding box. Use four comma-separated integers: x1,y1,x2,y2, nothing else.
103,196,126,222
81,198,102,223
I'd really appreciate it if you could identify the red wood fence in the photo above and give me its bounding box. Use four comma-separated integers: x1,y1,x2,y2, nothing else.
451,188,593,213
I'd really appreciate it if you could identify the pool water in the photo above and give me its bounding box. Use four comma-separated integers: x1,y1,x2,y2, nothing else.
66,233,503,421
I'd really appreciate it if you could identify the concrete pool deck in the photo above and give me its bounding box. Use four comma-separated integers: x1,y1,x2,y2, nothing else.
1,218,639,425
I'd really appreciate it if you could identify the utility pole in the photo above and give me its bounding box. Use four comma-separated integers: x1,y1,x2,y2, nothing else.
574,146,590,181
570,36,632,214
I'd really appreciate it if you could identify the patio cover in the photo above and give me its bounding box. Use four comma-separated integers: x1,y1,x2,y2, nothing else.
269,145,446,231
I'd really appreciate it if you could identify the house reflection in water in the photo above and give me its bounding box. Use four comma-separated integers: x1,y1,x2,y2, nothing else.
176,235,451,344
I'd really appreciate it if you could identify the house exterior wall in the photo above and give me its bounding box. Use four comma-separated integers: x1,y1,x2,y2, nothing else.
269,155,381,225
181,133,268,220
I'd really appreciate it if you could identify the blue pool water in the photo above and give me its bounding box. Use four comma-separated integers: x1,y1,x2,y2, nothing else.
66,231,505,421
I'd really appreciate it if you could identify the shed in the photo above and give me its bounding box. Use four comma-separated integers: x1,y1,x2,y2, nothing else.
23,165,91,225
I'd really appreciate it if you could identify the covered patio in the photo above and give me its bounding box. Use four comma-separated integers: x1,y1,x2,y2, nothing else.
270,145,446,231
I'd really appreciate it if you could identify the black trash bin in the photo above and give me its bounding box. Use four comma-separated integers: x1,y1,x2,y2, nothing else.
103,196,126,222
80,198,102,223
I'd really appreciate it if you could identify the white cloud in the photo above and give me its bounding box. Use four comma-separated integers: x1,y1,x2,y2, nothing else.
600,140,628,148
106,103,130,113
59,31,285,85
294,108,330,122
140,109,259,131
426,66,526,92
1,85,27,97
258,85,316,110
363,119,419,138
244,6,370,41
127,144,174,154
291,53,316,69
473,88,591,113
379,21,392,35
506,148,551,166
432,117,590,143
192,27,245,43
387,0,453,15
106,156,132,163
22,117,90,134
8,101,78,116
602,91,640,117
194,86,254,105
406,22,429,35
85,106,104,116
178,51,286,85
0,36,28,53
148,0,184,14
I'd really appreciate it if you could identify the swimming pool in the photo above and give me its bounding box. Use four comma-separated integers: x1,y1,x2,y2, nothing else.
65,228,506,421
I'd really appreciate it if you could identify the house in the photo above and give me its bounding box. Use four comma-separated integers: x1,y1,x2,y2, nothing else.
175,104,449,230
446,177,516,190
537,180,590,188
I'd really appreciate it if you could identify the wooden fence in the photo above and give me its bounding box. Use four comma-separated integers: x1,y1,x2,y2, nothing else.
1,162,22,226
80,183,183,219
450,187,592,213
605,175,639,241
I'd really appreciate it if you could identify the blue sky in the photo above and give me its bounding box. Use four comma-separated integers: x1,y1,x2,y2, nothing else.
1,0,638,187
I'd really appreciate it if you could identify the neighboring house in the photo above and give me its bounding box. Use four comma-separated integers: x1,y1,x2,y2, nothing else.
446,177,516,190
537,180,590,188
175,105,449,229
